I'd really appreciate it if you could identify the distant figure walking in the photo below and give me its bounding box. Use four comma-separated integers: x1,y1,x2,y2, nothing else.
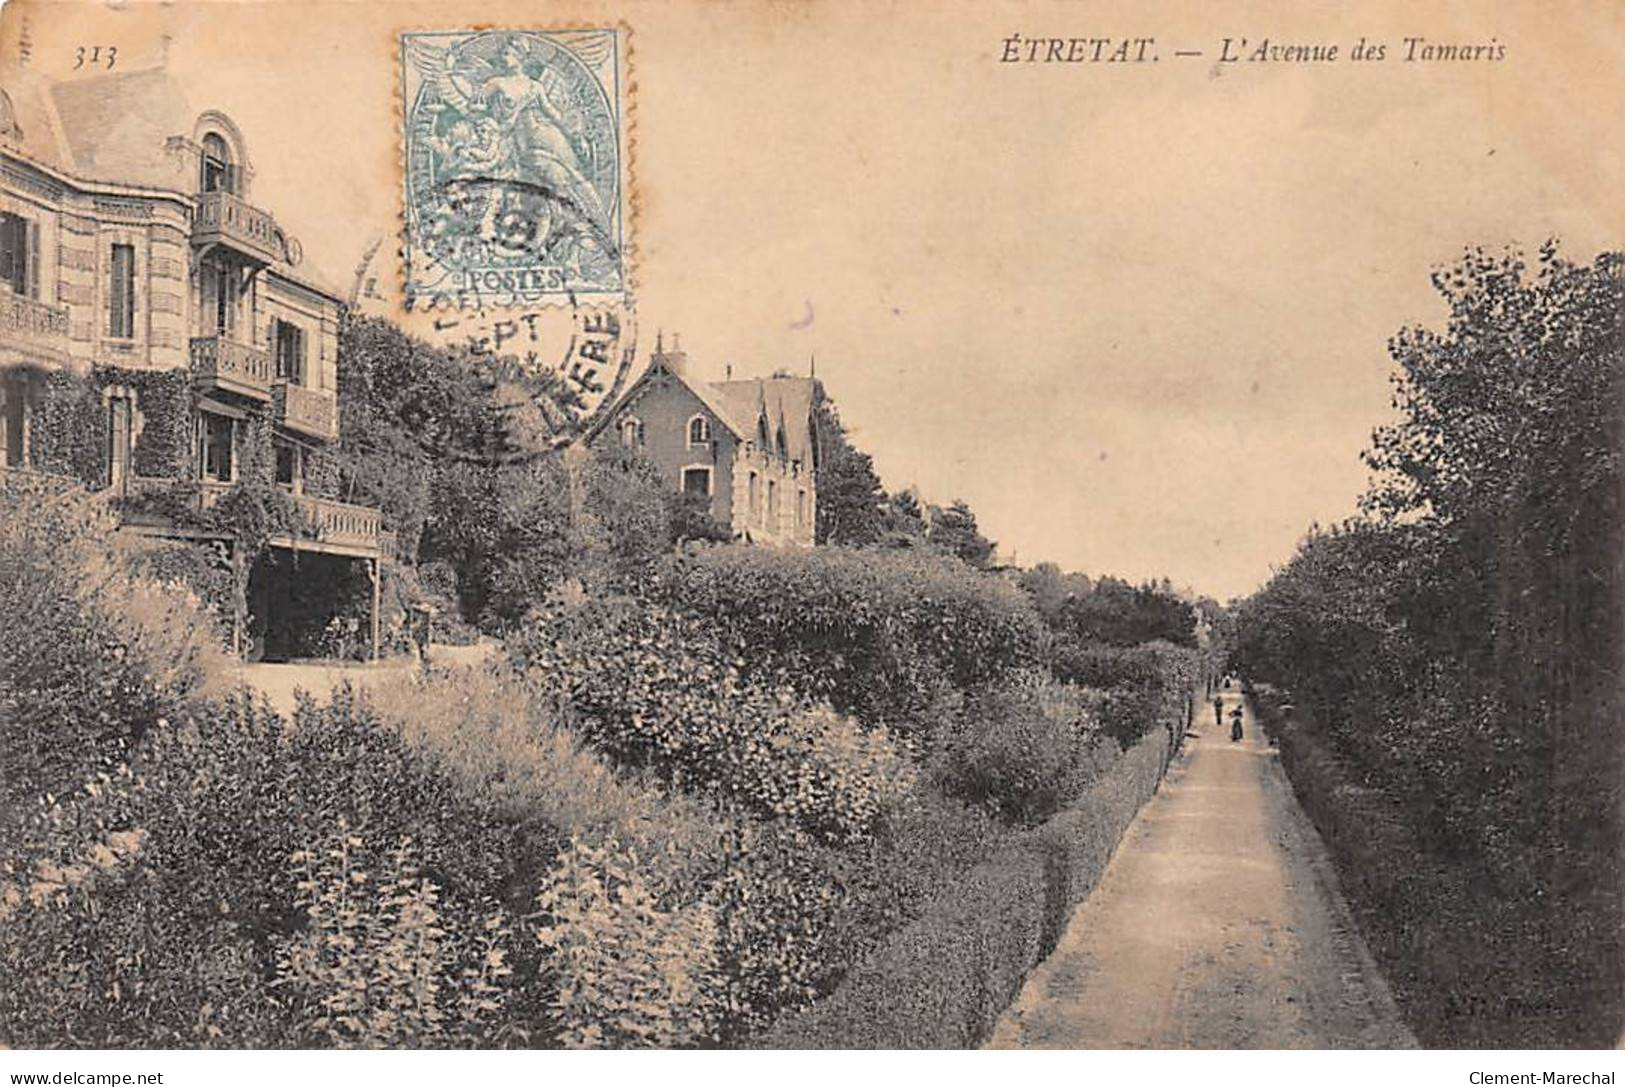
1230,706,1244,743
1213,695,1224,729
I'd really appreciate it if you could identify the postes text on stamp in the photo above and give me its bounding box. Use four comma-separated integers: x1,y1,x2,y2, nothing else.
400,29,627,310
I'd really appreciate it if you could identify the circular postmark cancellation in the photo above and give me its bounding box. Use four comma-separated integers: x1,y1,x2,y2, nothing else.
400,29,628,311
438,302,640,463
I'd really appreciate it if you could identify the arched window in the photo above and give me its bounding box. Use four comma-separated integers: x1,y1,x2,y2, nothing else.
200,133,233,194
775,425,788,458
619,416,643,449
756,414,770,448
688,414,711,446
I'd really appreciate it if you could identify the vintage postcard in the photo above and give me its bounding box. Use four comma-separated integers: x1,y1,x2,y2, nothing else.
0,0,1619,1070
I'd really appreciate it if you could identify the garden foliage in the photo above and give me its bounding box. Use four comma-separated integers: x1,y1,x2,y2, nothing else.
1228,245,1623,1046
651,544,1047,730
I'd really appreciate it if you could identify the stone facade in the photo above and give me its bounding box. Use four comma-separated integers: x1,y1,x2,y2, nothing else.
590,340,820,547
0,67,391,656
0,68,360,513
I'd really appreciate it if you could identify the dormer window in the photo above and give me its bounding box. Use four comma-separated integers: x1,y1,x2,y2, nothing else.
687,414,711,446
620,415,644,449
200,133,234,194
756,415,770,448
775,425,788,458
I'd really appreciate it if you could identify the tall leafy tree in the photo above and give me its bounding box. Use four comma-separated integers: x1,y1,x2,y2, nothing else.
1230,244,1623,1046
813,399,887,546
926,499,995,568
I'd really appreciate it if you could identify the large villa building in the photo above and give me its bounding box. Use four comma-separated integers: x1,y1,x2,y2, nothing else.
590,335,821,546
0,67,392,658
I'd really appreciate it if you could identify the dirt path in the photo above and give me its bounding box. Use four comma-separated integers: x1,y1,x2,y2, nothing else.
988,690,1416,1049
235,659,417,718
233,642,500,717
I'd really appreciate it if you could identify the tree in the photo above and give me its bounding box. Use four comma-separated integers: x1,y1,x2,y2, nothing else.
813,397,889,547
1017,562,1091,628
1228,244,1624,1046
876,489,928,548
926,499,995,568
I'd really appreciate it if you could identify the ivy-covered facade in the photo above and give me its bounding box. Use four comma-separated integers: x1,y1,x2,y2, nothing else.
0,66,391,660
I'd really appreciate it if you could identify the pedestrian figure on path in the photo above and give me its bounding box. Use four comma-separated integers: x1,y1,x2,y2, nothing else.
1230,705,1244,743
1213,694,1224,729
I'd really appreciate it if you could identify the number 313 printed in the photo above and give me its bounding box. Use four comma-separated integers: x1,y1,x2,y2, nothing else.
73,45,117,70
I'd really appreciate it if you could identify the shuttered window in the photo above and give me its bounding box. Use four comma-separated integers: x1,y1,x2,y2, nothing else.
109,243,136,339
0,212,30,297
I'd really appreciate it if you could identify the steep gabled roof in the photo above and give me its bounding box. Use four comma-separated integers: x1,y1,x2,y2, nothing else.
589,356,824,467
711,375,819,463
586,357,752,443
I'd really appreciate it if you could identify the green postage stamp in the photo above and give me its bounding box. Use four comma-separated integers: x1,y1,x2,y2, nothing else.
400,28,628,309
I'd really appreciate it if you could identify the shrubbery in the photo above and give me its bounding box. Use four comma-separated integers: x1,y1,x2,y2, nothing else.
512,594,916,846
1051,640,1200,749
930,670,1114,826
0,473,1207,1048
0,486,227,859
651,545,1047,730
1229,246,1624,1046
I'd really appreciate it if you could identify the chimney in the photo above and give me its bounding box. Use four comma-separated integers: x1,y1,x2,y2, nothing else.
653,330,688,377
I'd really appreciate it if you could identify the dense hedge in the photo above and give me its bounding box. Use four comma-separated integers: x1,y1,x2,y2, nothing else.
757,727,1176,1048
651,545,1048,730
1253,690,1608,1049
930,670,1116,827
511,593,917,847
1051,640,1201,749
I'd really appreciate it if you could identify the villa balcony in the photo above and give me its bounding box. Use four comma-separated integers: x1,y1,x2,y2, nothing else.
192,191,282,267
273,381,338,442
122,477,392,560
0,290,70,368
191,336,272,400
294,493,391,558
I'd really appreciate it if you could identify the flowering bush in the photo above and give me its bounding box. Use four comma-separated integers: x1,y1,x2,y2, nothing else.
360,666,731,894
536,835,720,1048
0,682,534,1047
273,825,516,1048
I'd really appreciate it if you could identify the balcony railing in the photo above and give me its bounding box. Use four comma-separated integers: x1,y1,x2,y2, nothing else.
295,493,388,554
273,381,338,441
191,336,272,400
0,290,70,364
122,477,390,558
192,191,282,266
